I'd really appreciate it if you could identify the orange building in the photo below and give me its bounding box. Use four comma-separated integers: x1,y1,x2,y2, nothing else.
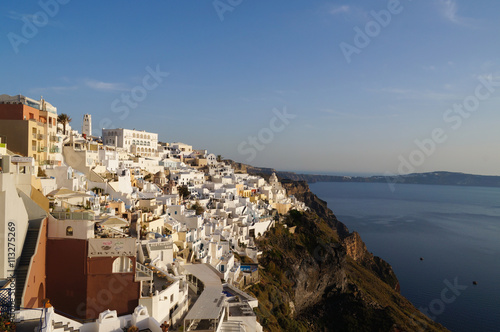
0,94,60,166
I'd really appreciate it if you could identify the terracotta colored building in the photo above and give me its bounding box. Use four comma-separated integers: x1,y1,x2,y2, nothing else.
0,94,60,166
46,213,141,320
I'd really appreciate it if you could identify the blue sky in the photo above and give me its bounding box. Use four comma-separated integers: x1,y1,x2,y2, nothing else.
2,0,500,175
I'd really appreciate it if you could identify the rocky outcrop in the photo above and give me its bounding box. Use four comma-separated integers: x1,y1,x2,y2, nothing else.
343,231,367,261
343,231,400,291
248,178,447,331
281,180,399,289
281,180,350,238
259,218,348,313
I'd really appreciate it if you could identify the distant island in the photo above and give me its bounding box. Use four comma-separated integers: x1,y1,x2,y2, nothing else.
279,171,500,188
228,162,500,188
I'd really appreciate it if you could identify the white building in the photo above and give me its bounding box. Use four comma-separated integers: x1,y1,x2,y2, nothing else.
102,128,158,157
0,156,30,280
82,113,92,137
206,153,217,166
170,142,192,154
171,170,205,186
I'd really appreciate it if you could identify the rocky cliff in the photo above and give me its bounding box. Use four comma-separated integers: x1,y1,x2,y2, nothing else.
245,179,448,331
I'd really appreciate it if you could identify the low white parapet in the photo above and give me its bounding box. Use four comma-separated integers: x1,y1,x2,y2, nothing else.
33,306,162,332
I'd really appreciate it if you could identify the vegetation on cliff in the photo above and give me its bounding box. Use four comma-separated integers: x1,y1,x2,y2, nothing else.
244,179,448,331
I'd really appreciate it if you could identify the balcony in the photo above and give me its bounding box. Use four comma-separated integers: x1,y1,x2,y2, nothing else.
50,135,59,142
37,134,44,140
49,146,59,153
28,119,44,126
38,147,47,152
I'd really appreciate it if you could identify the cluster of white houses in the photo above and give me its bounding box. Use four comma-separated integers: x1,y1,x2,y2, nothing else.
0,95,307,332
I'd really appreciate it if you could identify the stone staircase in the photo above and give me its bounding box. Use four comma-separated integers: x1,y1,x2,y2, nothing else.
52,321,80,332
15,227,40,309
142,244,151,264
219,321,245,332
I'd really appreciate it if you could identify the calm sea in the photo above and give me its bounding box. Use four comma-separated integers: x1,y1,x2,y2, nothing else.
309,182,500,332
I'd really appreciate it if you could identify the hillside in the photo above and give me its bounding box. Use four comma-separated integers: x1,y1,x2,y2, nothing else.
244,180,448,331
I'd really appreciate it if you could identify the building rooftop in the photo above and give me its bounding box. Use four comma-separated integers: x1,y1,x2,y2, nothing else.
183,264,224,321
0,94,57,114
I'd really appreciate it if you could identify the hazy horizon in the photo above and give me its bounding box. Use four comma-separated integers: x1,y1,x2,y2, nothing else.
2,1,500,176
247,166,500,178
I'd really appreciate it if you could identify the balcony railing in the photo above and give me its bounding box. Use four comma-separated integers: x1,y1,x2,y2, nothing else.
38,147,47,152
135,262,153,282
51,211,95,221
49,146,59,153
28,119,45,126
37,134,44,140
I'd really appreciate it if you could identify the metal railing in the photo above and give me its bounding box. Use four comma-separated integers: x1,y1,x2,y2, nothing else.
51,211,95,221
135,262,153,281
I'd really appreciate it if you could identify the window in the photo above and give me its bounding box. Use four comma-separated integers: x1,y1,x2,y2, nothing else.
170,294,174,302
66,226,73,236
112,257,132,273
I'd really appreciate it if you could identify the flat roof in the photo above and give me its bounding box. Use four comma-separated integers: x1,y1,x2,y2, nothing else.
183,264,224,321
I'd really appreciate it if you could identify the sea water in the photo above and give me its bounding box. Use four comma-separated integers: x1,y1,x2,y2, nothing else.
309,182,500,332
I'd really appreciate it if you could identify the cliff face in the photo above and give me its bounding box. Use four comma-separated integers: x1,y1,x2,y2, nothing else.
247,179,447,332
260,210,347,310
282,180,399,290
281,179,349,237
343,231,400,292
343,231,367,261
